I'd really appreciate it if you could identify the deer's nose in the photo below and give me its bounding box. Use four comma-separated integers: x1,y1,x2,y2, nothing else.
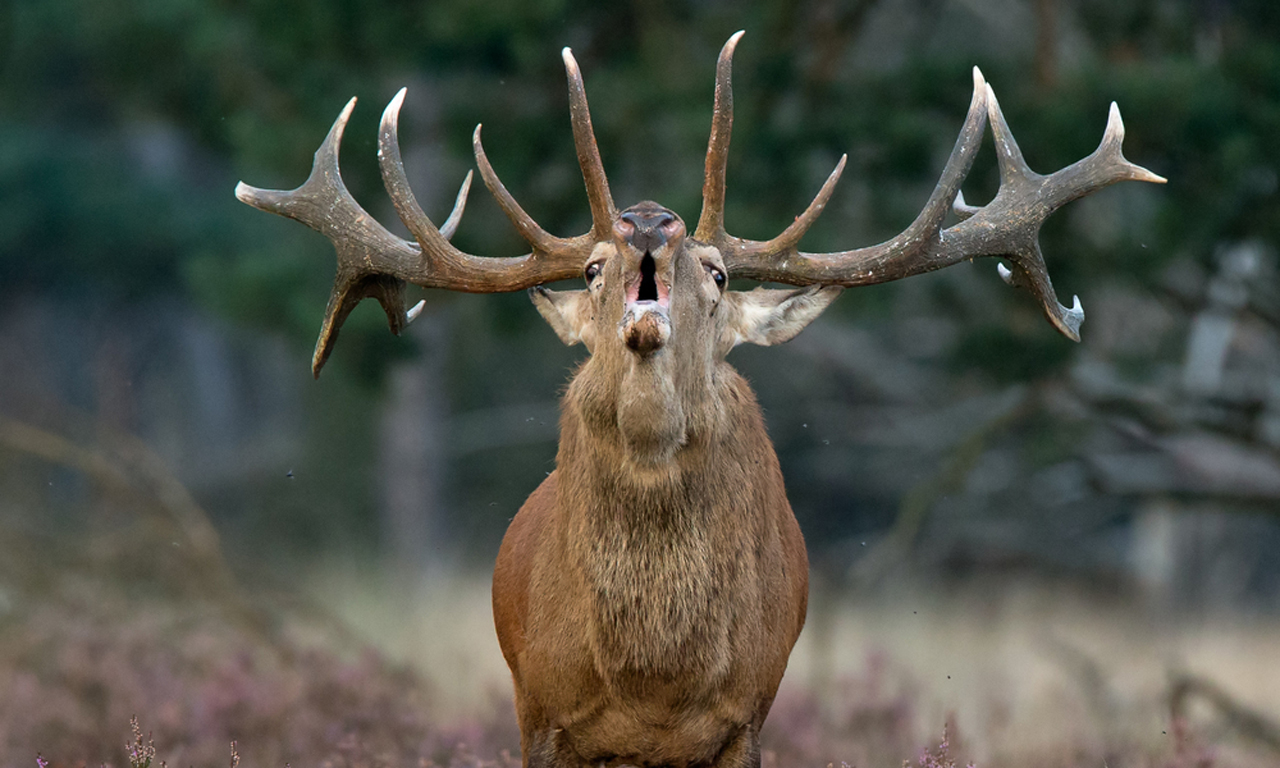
617,210,676,253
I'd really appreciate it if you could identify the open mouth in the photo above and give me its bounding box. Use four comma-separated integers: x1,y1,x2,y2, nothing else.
620,254,671,355
625,254,669,308
638,254,658,301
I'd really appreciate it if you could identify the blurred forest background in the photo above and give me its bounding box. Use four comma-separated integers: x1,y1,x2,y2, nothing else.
2,0,1280,765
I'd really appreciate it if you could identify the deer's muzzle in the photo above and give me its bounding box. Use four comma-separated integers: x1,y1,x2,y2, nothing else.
620,302,670,355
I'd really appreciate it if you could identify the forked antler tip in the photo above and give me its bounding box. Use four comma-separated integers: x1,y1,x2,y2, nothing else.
971,66,986,92
1102,102,1168,185
998,266,1085,340
981,82,1036,183
1060,295,1085,341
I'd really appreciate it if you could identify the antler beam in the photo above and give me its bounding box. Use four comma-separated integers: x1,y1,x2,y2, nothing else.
235,51,617,376
236,32,1166,376
700,37,1166,341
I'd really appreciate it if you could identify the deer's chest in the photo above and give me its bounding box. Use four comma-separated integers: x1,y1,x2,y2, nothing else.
578,509,757,679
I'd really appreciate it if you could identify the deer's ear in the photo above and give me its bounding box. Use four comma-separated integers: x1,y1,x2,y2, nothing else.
530,287,597,351
720,285,843,353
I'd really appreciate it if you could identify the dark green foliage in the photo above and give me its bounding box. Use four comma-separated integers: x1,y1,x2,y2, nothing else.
5,0,1280,570
950,324,1074,385
5,0,1276,357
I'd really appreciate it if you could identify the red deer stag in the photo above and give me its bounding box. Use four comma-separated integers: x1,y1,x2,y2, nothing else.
236,32,1163,768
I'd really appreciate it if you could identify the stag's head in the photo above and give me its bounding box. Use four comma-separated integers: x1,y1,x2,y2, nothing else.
526,196,840,462
235,32,1164,442
530,198,838,361
484,35,842,395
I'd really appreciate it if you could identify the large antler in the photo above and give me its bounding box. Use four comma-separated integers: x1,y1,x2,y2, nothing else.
235,51,615,377
697,33,1166,341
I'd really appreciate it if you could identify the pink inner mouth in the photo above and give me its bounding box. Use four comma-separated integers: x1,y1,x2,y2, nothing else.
625,254,670,308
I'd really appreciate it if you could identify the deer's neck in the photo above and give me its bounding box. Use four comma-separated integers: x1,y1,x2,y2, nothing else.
554,357,778,675
568,344,727,466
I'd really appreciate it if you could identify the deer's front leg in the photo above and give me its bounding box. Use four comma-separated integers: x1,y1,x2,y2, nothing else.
711,724,761,768
522,726,583,768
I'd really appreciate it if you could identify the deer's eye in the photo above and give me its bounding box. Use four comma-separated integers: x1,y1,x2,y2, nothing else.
585,262,602,281
706,264,726,289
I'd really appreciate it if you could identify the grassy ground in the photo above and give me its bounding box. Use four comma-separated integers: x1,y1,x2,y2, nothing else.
309,561,1280,768
3,508,1279,766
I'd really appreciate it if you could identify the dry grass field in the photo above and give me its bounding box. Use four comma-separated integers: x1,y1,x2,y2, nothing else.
304,560,1280,768
3,505,1279,767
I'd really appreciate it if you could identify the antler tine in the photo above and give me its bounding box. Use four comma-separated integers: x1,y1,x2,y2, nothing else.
731,155,848,259
235,96,362,232
984,84,1037,188
237,97,423,376
378,88,594,280
439,169,473,241
1011,98,1168,208
723,66,990,278
474,49,635,261
952,190,980,221
374,90,601,286
236,92,590,377
721,67,1166,342
698,31,848,256
971,87,1164,338
378,87,464,257
695,30,744,242
473,124,588,254
402,169,474,327
562,47,618,240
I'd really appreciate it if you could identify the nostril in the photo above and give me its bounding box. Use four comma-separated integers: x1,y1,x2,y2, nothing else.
618,209,675,253
638,255,657,301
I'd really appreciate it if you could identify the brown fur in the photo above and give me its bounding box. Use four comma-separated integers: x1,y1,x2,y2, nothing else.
494,204,834,768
